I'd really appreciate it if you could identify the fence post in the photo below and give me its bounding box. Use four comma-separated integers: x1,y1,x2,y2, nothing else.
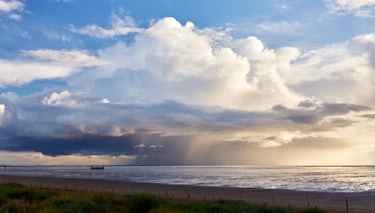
346,196,349,213
307,192,310,207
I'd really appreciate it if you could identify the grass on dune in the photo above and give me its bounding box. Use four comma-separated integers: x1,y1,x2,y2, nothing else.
0,183,325,213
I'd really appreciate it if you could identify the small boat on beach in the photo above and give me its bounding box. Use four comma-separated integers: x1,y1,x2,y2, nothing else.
90,165,104,170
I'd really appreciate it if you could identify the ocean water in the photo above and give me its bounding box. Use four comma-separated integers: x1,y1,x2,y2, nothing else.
0,165,374,192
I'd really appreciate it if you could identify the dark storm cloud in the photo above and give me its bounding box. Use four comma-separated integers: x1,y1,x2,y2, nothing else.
12,94,369,138
0,130,197,165
0,94,371,165
0,130,349,165
0,133,186,156
273,102,370,124
12,93,289,136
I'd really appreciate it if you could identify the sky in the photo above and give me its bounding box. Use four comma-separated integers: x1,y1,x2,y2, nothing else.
1,0,375,165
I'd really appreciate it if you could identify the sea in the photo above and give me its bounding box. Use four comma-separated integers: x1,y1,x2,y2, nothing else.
0,165,374,193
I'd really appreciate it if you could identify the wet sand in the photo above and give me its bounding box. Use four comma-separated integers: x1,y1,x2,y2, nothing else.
0,174,373,213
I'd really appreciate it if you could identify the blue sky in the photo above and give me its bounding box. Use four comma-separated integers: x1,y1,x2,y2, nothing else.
2,0,375,53
1,0,375,165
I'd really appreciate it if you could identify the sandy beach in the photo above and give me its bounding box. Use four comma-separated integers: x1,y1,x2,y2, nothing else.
0,174,373,213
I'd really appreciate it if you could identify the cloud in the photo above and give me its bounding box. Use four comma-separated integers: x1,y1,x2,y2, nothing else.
0,98,16,127
0,0,22,13
42,31,72,43
0,0,23,20
70,17,303,111
0,50,106,88
352,34,375,68
53,0,71,2
273,102,370,124
42,91,81,107
256,21,301,33
0,88,369,165
41,91,109,108
286,40,375,106
0,104,6,126
70,14,143,38
3,16,375,165
23,49,107,67
323,0,375,17
8,13,20,20
0,131,351,165
0,151,134,165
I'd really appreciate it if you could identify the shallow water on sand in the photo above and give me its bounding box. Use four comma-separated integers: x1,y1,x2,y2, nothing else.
0,165,374,192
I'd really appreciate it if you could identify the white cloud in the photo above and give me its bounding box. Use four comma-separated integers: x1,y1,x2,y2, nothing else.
289,41,373,105
73,17,375,111
326,0,375,10
0,0,23,13
256,21,301,33
0,0,23,20
0,50,107,88
24,18,375,113
135,144,146,148
0,92,18,101
0,102,14,127
8,13,21,20
43,31,71,43
352,34,375,67
71,14,143,38
23,49,107,67
76,17,302,111
41,90,111,108
101,98,109,103
0,104,5,126
324,0,375,17
42,91,80,107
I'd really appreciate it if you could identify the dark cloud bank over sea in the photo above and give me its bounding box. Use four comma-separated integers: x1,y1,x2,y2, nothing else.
0,93,369,165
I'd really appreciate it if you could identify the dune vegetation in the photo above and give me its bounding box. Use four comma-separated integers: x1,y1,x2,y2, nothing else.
0,183,326,213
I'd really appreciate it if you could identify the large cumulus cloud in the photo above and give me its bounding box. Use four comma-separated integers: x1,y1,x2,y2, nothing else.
69,17,303,111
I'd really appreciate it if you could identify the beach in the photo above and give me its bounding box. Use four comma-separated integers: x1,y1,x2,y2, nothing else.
0,174,373,213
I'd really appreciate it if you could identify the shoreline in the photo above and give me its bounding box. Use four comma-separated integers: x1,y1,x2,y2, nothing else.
0,174,373,213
